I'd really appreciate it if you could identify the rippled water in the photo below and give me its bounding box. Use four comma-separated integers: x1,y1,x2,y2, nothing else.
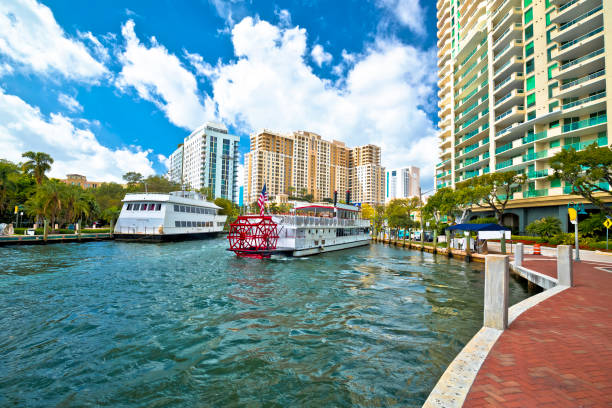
0,240,530,407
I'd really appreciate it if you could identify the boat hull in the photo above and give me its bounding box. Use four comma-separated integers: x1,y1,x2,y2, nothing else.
291,238,370,257
114,231,223,242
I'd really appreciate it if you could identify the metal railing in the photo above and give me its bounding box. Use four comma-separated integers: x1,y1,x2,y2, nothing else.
558,5,603,32
560,27,604,51
562,91,606,110
560,48,604,71
560,69,605,90
273,215,371,228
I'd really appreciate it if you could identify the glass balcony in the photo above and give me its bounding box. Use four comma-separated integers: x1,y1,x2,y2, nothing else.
558,5,603,32
562,139,599,152
495,142,513,154
560,69,605,90
527,169,549,179
562,91,606,110
562,115,607,133
560,48,604,71
495,158,514,170
522,150,548,162
559,27,604,51
522,131,547,144
524,189,548,198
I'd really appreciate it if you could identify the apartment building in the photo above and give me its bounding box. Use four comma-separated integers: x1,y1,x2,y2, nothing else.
436,0,611,232
60,174,105,189
349,145,385,205
166,144,184,184
244,130,384,206
385,166,421,203
169,122,240,202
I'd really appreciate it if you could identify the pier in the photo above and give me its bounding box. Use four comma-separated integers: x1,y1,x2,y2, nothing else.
0,233,112,246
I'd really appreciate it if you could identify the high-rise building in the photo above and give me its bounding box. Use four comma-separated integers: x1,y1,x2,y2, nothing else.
170,122,240,202
167,144,184,184
349,145,385,205
244,130,384,206
385,166,420,202
436,0,611,231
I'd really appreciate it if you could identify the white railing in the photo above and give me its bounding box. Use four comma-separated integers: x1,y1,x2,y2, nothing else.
273,215,370,228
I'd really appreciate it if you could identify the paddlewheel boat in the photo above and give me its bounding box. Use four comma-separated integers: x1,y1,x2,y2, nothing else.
227,203,371,259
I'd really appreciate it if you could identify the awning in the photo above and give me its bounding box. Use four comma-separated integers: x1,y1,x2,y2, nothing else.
446,223,510,232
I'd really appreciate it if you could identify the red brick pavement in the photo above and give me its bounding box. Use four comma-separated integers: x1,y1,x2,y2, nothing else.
463,258,612,407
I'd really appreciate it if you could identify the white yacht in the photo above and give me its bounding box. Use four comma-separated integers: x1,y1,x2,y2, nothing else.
114,191,227,241
227,203,371,258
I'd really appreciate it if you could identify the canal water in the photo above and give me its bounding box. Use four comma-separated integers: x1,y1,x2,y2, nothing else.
0,240,530,407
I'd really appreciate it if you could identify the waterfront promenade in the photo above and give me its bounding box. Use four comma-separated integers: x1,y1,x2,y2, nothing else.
462,255,612,407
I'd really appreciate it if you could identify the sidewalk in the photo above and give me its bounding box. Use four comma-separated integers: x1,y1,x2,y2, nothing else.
487,241,612,264
463,256,612,407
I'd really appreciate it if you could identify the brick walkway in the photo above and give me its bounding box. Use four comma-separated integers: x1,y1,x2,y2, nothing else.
463,257,612,407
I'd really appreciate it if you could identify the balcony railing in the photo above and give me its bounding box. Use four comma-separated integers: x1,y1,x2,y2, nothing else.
523,189,548,198
495,158,514,170
562,139,599,152
528,169,549,179
560,48,604,71
558,5,603,32
494,73,522,91
495,142,513,154
522,131,547,144
559,0,579,12
560,69,605,90
562,115,607,133
560,27,604,51
522,150,548,162
562,91,606,110
495,106,523,121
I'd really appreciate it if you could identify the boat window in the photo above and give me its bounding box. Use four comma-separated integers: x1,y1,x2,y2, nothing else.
186,221,191,227
198,207,202,214
126,203,132,211
148,203,155,211
180,206,186,212
140,203,148,211
155,204,161,211
181,221,187,227
175,221,180,227
174,205,179,212
190,206,195,213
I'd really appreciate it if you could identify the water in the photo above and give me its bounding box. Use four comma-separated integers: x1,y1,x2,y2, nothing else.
0,240,530,407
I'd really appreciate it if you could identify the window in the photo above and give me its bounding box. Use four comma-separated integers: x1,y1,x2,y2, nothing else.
547,28,555,44
524,8,533,24
551,178,561,188
180,205,186,212
548,63,558,80
140,204,147,211
549,120,559,128
526,75,535,91
148,203,155,211
175,221,180,227
525,59,534,74
546,0,551,8
550,140,561,148
155,204,161,211
548,82,558,98
174,204,179,211
524,25,533,40
527,111,536,120
549,101,559,112
525,42,534,57
526,93,536,108
546,11,552,26
126,203,133,211
547,45,557,62
181,221,187,227
524,0,532,7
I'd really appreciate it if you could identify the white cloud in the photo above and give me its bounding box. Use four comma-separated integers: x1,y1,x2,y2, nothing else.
207,17,438,185
78,30,111,63
0,88,155,182
0,0,108,81
57,93,83,113
311,44,332,67
157,154,171,171
377,0,426,35
184,50,215,78
116,20,215,130
0,62,14,77
275,8,291,27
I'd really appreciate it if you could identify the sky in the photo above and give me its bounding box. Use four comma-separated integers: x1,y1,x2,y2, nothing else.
0,0,439,190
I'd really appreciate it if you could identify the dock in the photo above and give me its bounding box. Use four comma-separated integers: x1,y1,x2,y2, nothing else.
0,233,113,246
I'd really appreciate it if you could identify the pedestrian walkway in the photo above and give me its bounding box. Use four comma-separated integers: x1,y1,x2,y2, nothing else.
463,256,612,407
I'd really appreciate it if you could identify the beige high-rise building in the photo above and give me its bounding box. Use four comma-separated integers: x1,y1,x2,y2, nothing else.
349,145,385,205
436,0,611,232
244,130,384,206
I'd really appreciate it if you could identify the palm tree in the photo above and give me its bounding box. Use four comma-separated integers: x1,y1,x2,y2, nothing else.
32,181,64,231
0,159,19,214
22,152,54,185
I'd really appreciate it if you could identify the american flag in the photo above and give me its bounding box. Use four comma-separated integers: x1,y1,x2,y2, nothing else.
258,184,268,216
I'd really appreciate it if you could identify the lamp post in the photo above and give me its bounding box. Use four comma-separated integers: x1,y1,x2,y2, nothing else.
568,202,587,262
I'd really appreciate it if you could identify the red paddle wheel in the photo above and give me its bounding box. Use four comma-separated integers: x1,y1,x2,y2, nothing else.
227,215,279,259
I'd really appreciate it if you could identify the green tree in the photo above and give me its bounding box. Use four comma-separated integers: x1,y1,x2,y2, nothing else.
525,217,562,240
361,203,375,221
143,175,180,193
549,145,612,216
198,186,214,201
579,212,607,238
101,206,121,224
214,197,239,229
458,171,526,224
90,182,125,213
21,151,54,185
0,159,20,215
27,180,64,230
123,172,144,188
385,198,419,229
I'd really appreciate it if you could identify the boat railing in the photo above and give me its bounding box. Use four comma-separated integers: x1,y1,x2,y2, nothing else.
273,215,370,228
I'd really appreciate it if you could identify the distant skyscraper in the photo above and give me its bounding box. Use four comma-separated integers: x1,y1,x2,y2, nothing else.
385,166,420,202
349,144,385,205
168,122,240,202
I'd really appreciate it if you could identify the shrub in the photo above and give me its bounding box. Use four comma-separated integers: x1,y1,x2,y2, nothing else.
548,233,574,246
469,217,498,224
579,213,607,238
511,235,545,243
82,228,110,233
525,217,562,239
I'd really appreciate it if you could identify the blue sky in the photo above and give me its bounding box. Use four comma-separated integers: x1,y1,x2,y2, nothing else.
0,0,439,188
